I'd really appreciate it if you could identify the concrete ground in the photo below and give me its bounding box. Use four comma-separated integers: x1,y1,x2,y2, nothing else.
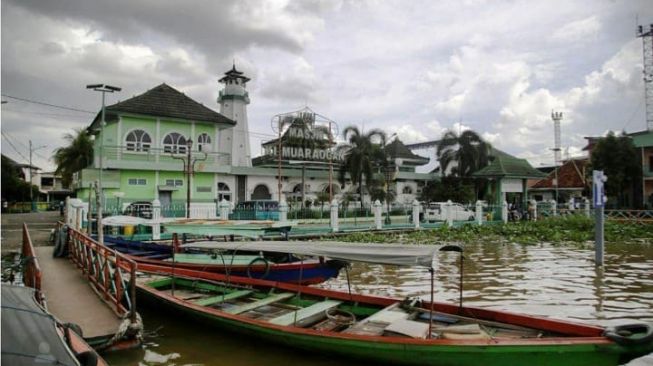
1,211,62,251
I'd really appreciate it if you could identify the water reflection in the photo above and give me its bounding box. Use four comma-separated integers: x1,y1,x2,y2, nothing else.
106,242,653,365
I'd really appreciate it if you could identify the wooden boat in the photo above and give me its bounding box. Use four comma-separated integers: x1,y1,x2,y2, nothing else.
99,235,345,285
2,285,108,366
135,242,653,366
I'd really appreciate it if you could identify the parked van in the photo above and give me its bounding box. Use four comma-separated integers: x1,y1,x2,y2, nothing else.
424,202,475,222
229,200,279,221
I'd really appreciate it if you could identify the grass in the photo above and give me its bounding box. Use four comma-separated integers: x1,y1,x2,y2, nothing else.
332,215,653,245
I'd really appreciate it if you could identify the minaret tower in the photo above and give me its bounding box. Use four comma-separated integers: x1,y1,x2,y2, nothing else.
218,64,252,167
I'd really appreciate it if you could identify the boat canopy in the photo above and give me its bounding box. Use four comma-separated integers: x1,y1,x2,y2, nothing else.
1,285,80,366
102,215,175,226
181,241,437,268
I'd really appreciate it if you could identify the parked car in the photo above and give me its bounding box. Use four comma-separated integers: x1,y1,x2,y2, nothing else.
424,202,475,222
123,201,153,219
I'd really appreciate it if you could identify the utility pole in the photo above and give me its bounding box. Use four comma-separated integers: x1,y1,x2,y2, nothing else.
637,24,653,131
551,111,563,204
28,140,46,212
171,140,207,218
86,84,121,214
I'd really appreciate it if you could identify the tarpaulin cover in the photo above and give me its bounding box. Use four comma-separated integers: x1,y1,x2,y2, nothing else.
181,241,437,268
1,285,80,365
102,215,174,226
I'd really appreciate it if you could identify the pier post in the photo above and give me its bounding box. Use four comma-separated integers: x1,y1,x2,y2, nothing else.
530,199,538,221
373,200,382,230
475,200,483,225
219,199,230,220
278,200,288,222
584,198,590,218
151,199,161,240
550,199,557,217
330,199,339,232
412,200,420,229
445,200,454,227
501,201,508,223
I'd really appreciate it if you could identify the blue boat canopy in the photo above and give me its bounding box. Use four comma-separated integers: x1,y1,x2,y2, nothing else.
181,241,438,268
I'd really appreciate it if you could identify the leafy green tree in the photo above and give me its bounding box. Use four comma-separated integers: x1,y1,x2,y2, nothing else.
337,126,386,207
53,129,94,187
1,156,39,203
420,176,475,204
590,131,641,207
437,129,491,177
315,191,330,213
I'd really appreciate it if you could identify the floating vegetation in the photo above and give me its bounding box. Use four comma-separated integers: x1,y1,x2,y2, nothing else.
333,216,653,245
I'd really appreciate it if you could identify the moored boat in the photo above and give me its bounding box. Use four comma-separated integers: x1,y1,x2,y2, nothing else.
98,235,345,285
135,242,653,366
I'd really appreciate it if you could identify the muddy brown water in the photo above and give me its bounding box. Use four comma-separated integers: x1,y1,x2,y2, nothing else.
105,241,653,365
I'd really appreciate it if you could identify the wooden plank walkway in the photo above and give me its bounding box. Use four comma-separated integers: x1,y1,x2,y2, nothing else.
34,246,122,339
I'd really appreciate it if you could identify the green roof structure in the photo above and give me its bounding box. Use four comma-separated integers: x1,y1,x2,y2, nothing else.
472,154,546,179
384,139,429,165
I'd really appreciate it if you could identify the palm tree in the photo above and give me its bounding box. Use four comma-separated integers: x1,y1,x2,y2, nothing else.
337,126,386,207
436,129,491,177
53,129,94,187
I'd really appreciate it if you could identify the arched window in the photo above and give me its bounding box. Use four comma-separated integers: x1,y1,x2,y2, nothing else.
252,184,272,200
163,132,187,154
217,182,231,201
402,186,413,195
197,133,212,152
125,130,152,152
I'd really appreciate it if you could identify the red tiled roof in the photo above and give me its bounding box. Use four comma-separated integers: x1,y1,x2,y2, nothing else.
531,158,589,189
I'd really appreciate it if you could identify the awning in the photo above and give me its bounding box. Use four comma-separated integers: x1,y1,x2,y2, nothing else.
181,241,437,268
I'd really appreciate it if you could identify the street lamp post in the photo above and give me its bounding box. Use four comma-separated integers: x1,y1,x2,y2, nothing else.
384,133,397,224
86,84,120,241
28,140,47,212
171,139,207,218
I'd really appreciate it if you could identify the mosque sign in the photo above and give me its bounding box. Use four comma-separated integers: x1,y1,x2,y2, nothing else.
263,125,345,162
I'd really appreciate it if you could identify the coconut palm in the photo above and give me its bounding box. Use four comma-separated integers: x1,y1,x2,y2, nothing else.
337,126,386,207
436,129,491,177
53,129,94,187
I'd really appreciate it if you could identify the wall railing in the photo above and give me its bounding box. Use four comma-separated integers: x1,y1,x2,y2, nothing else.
21,223,43,304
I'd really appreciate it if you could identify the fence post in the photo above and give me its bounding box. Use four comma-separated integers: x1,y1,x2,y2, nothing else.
412,200,420,229
530,199,538,221
278,200,288,222
475,200,483,225
373,200,382,230
550,199,557,217
330,199,339,232
219,199,230,220
151,199,161,240
584,198,590,218
568,198,574,212
445,200,454,227
501,201,508,223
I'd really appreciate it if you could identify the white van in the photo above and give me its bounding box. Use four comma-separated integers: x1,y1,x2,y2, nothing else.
424,202,475,222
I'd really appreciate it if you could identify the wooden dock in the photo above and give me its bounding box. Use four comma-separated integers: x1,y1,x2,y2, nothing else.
34,246,122,339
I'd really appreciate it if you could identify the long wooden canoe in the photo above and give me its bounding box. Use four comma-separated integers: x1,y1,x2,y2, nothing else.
135,272,653,366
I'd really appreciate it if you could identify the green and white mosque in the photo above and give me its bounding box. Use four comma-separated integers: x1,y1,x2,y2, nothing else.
74,66,437,216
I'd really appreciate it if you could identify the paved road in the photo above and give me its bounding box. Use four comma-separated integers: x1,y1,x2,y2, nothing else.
1,211,62,250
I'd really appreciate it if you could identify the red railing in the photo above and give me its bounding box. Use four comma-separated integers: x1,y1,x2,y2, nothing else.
21,223,43,304
66,225,137,324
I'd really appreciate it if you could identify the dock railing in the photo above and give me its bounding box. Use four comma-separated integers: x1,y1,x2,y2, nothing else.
21,223,43,304
66,225,138,324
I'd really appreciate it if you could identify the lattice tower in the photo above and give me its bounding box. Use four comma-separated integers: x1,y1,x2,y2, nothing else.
638,24,653,130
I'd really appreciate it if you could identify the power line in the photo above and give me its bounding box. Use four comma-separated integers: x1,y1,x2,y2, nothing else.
1,94,95,114
1,131,30,163
2,108,91,119
2,131,50,161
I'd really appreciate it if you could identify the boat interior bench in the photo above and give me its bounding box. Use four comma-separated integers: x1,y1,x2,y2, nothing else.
192,290,253,307
269,300,342,327
225,292,295,315
343,302,413,336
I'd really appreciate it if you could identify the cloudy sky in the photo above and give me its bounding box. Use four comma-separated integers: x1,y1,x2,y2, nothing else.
2,0,651,172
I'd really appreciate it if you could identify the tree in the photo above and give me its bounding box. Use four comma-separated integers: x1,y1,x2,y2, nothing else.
437,129,491,177
1,156,39,203
590,131,641,208
53,129,94,187
315,191,330,213
337,126,386,207
420,176,475,204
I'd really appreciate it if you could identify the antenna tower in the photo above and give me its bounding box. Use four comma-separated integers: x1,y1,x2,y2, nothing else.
637,24,653,130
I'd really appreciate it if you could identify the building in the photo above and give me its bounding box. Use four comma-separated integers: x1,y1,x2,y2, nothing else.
528,158,589,203
73,66,436,215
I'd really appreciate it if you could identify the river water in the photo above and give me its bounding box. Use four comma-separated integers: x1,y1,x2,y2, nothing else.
105,241,653,365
